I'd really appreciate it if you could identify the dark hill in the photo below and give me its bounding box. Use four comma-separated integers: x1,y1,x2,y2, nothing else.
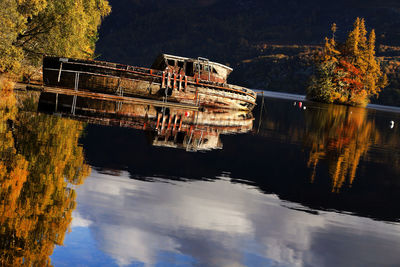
96,0,400,106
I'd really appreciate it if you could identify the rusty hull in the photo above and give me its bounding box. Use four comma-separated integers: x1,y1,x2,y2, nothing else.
43,57,257,111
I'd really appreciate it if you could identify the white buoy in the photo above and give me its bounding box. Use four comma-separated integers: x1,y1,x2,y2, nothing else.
294,101,297,106
390,120,395,129
303,106,306,110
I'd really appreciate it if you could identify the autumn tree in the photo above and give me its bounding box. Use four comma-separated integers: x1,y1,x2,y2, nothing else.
307,18,388,107
0,0,25,72
0,89,91,266
0,0,111,73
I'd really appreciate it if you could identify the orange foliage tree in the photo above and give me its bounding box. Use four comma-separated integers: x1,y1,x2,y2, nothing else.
0,88,90,266
307,18,388,107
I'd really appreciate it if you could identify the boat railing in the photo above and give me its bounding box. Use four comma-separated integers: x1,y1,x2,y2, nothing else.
64,58,164,77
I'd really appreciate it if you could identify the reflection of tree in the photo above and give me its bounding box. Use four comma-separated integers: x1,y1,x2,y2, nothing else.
305,105,378,192
0,91,90,266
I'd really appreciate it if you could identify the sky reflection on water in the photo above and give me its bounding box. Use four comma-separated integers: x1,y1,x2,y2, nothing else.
48,95,400,267
52,169,400,267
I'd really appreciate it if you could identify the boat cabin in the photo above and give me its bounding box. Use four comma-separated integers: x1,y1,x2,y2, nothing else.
151,54,233,83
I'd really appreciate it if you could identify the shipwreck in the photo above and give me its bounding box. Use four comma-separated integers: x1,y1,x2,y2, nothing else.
42,54,257,110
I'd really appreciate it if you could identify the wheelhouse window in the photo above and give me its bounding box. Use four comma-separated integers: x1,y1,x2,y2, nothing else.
195,63,202,72
186,62,194,76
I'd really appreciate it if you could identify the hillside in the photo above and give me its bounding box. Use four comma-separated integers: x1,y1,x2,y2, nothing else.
95,0,400,106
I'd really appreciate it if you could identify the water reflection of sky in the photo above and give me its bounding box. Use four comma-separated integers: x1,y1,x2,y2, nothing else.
52,169,400,267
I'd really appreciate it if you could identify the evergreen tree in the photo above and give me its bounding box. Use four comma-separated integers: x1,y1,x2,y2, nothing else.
346,17,361,60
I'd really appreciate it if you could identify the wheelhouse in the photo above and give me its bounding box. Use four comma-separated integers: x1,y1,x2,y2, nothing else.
151,54,233,83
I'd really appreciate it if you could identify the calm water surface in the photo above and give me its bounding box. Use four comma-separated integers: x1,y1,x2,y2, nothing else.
1,92,400,266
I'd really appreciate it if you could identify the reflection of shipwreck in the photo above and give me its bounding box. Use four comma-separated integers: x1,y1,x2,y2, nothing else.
42,54,257,111
38,92,254,151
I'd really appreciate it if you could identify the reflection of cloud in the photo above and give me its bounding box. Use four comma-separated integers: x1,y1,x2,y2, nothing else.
73,170,400,267
71,211,93,228
94,224,178,266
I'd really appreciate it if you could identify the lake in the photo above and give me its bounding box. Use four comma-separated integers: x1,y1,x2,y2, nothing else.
1,91,400,266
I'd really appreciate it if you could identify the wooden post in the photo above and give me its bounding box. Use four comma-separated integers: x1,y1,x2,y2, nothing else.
57,63,63,82
162,72,165,88
167,72,171,88
173,115,178,131
55,93,58,112
71,95,77,114
156,113,161,129
74,72,80,91
178,115,183,131
184,76,188,91
161,114,166,131
167,115,172,130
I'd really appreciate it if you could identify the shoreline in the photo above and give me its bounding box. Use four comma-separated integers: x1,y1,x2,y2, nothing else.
257,89,400,114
